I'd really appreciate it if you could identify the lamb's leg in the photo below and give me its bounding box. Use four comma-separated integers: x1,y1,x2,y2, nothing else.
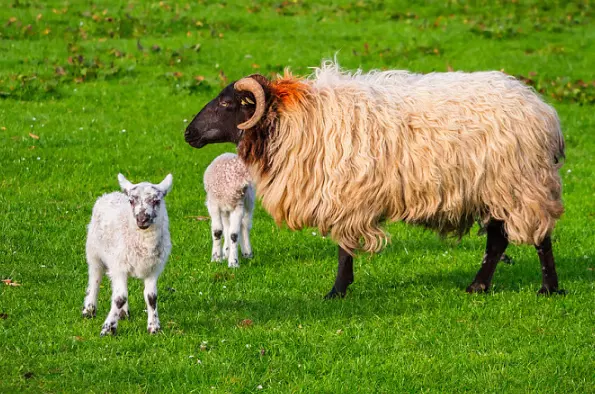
467,220,508,293
239,203,253,259
227,204,244,268
535,236,565,295
120,300,130,320
100,272,128,336
144,275,161,334
207,200,223,262
325,246,354,299
82,254,104,318
222,212,230,260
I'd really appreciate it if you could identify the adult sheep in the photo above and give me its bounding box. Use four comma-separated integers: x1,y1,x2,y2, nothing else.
184,61,565,298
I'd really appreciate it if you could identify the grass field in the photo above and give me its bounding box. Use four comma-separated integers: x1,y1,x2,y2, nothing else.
1,0,595,392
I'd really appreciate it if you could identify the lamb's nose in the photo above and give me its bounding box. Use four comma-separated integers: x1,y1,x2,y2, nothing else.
137,212,150,226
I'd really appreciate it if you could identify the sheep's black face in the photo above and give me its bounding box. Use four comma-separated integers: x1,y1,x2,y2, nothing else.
185,82,257,149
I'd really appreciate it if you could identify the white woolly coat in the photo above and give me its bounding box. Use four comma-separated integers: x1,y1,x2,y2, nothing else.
204,153,254,212
241,63,565,252
86,192,171,279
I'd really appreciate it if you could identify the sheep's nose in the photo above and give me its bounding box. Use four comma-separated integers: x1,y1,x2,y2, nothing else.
184,124,194,141
137,213,151,229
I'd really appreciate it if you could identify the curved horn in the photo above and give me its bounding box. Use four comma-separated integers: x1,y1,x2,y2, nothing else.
235,77,266,130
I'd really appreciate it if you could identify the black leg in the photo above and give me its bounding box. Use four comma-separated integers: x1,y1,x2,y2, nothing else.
535,236,564,295
467,220,509,293
324,246,354,299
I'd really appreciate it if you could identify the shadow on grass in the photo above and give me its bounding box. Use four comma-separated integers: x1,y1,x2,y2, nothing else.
166,235,591,333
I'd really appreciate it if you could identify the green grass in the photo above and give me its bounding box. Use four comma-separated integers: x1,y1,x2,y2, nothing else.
2,0,595,392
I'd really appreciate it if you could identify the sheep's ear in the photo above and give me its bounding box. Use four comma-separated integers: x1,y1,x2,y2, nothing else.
118,173,134,195
157,174,173,196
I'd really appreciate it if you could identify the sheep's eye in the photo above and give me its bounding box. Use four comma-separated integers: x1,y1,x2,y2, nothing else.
241,97,255,106
220,101,230,107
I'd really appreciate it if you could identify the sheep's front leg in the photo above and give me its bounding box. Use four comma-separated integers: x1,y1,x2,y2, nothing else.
240,204,253,259
144,276,161,334
82,254,104,318
100,272,128,336
227,204,244,268
207,200,223,262
325,246,354,299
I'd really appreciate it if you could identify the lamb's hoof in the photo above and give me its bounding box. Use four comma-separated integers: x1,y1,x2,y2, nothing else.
242,252,254,259
100,323,117,337
537,287,566,296
324,286,346,300
82,305,96,318
500,254,514,265
147,323,161,334
466,282,489,294
211,254,222,263
228,259,239,268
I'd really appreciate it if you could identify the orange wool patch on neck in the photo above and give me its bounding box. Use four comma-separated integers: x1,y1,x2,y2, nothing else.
270,72,310,110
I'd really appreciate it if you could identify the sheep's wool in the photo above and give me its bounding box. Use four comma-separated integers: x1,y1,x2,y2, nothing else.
86,192,171,278
248,62,565,253
204,153,252,212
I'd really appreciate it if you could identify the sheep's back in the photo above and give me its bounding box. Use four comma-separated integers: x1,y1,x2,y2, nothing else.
257,66,564,250
204,153,251,210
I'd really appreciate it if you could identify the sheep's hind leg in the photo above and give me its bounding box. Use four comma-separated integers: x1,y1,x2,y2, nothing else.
535,236,565,295
222,212,231,260
119,300,130,320
144,275,161,334
207,200,223,262
82,254,104,318
325,246,354,299
227,204,244,268
100,272,128,336
467,220,508,293
240,204,253,259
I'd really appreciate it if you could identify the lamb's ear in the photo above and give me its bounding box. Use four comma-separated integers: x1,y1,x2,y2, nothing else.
118,173,134,195
157,174,173,196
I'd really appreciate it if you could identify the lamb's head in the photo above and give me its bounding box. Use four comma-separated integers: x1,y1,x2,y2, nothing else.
184,75,271,149
118,174,173,230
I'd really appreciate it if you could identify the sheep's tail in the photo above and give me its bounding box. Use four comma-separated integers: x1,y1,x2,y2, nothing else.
553,114,566,169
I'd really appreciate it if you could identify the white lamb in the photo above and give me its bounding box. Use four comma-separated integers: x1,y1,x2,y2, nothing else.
204,153,255,268
82,173,173,336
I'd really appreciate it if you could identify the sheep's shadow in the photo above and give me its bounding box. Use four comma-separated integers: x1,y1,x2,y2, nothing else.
168,232,591,333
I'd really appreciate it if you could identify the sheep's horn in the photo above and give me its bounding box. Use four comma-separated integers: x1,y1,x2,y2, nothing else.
235,77,266,130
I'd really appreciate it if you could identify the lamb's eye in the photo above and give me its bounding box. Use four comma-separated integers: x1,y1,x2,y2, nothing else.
220,101,230,107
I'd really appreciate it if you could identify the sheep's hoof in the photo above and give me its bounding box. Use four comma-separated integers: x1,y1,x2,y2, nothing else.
147,323,161,334
537,287,566,296
211,254,222,263
82,305,96,318
324,286,346,300
100,323,117,337
228,259,240,268
500,254,514,265
466,282,489,294
242,252,254,259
